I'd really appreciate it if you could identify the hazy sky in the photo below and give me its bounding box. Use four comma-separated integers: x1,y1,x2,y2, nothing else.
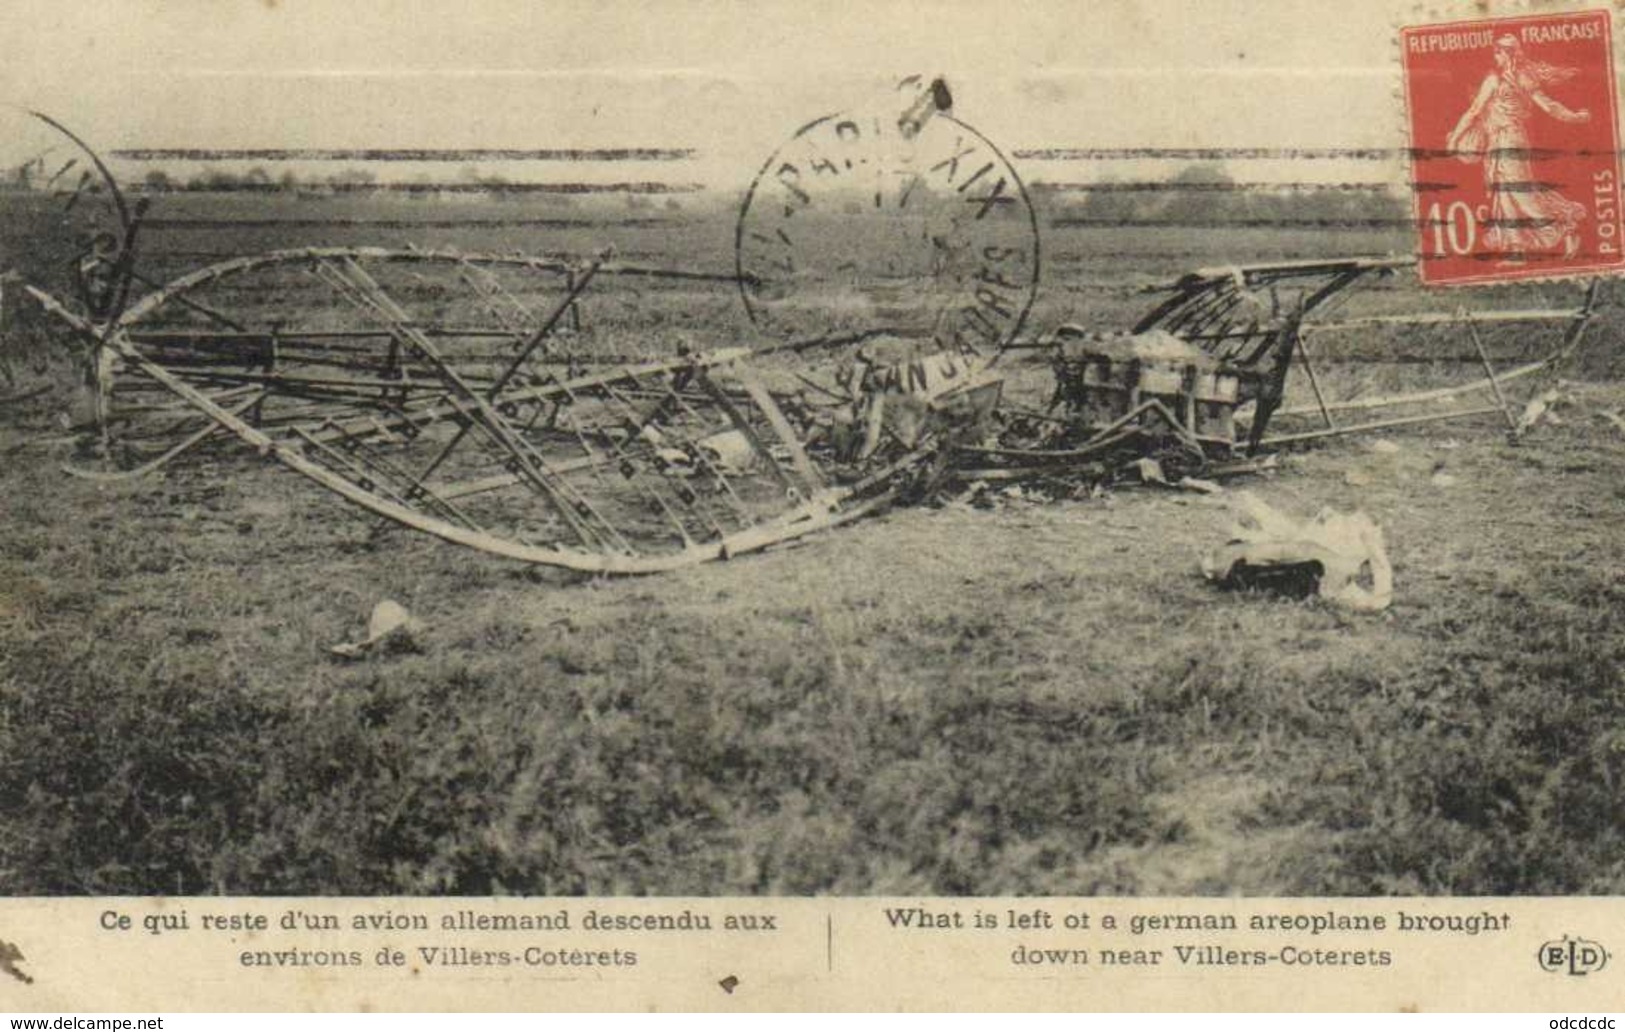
0,0,1560,192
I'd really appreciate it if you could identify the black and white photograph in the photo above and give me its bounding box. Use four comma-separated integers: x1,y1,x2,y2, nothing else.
1,0,1622,937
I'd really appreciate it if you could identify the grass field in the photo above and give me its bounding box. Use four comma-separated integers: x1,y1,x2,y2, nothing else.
2,189,1623,896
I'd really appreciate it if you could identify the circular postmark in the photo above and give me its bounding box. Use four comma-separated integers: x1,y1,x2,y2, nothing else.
735,82,1040,354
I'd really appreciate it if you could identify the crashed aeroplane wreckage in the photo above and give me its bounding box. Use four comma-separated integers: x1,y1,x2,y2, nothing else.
23,247,1603,573
29,246,999,574
11,103,1603,573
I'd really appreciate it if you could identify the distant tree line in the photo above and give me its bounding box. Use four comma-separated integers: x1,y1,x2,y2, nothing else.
1048,164,1410,227
140,166,386,193
128,166,666,208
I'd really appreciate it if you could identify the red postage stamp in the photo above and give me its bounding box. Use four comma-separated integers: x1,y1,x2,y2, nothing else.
1401,9,1624,285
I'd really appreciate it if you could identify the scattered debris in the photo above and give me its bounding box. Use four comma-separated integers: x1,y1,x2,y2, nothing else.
1131,457,1168,485
330,599,427,659
1517,388,1564,434
1201,492,1393,612
1176,476,1224,495
695,429,760,475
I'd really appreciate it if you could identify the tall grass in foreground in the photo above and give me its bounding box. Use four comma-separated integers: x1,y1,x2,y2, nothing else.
2,453,1621,894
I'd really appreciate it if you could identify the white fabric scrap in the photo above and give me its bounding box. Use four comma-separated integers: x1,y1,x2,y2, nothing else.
1201,492,1393,612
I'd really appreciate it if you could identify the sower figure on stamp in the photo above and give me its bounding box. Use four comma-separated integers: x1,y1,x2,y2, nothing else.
1447,34,1591,264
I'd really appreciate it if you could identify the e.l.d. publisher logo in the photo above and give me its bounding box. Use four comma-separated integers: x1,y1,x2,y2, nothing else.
1538,935,1611,976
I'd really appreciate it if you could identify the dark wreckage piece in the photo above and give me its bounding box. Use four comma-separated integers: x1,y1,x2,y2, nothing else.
989,257,1603,485
1129,256,1604,449
970,259,1411,483
1122,257,1407,452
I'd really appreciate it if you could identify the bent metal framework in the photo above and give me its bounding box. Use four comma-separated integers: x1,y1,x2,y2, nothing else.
9,68,1610,575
